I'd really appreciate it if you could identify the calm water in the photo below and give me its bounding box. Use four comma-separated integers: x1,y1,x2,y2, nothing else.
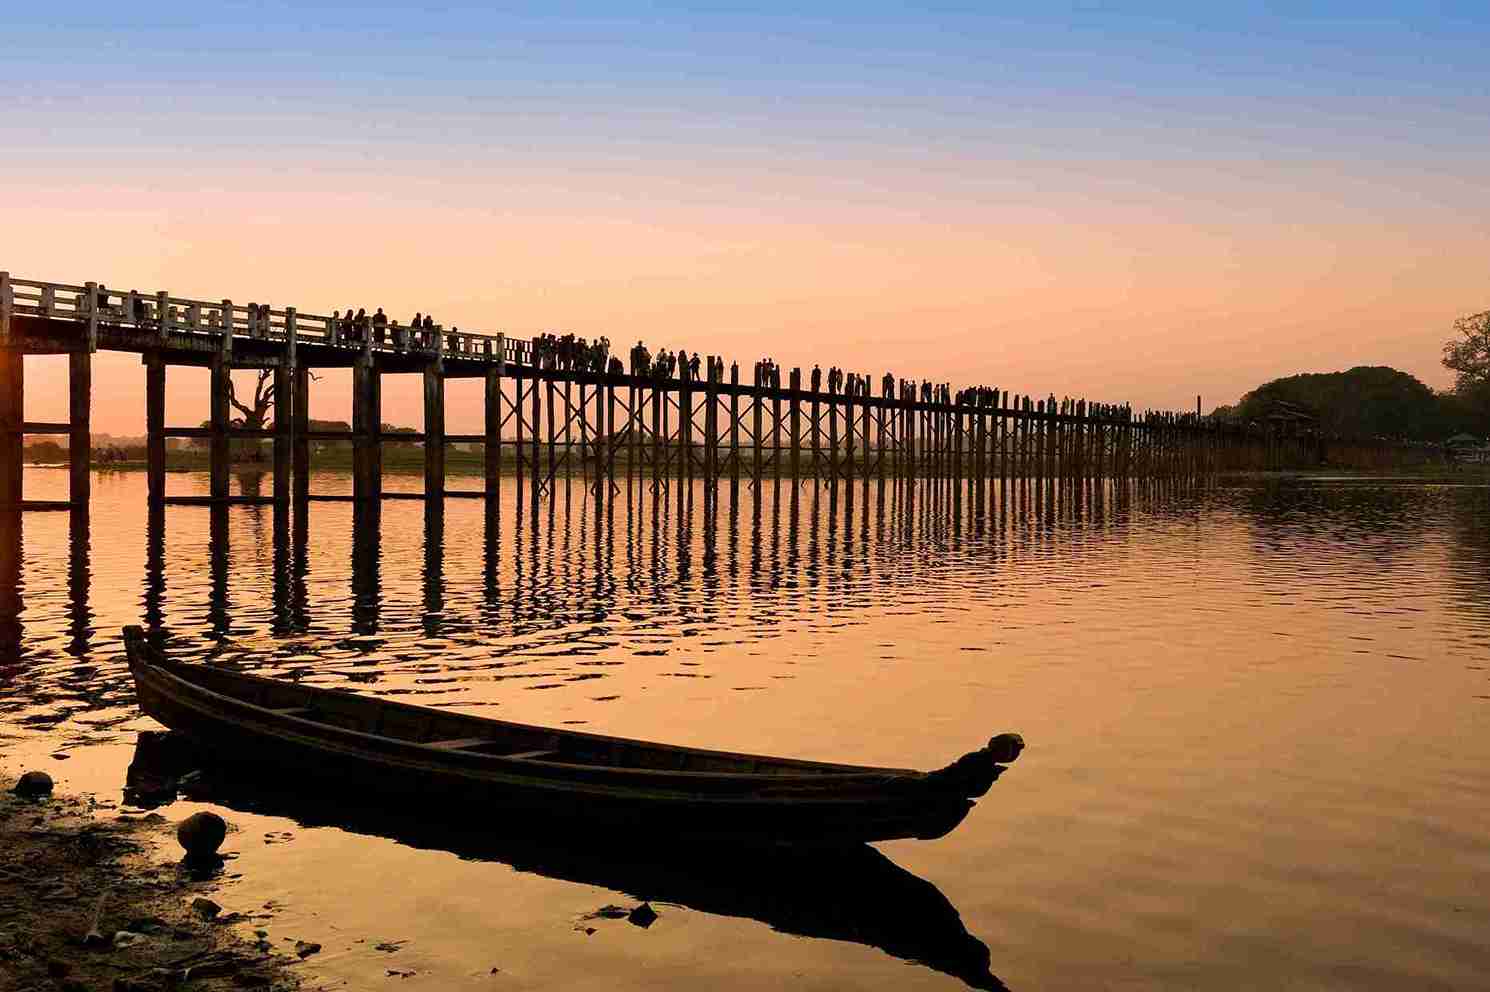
2,467,1488,990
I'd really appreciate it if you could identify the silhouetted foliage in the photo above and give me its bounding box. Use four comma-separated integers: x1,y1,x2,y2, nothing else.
1443,311,1490,391
1230,366,1475,441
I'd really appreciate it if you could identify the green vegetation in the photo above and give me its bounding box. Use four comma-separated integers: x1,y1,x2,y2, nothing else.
1217,366,1483,442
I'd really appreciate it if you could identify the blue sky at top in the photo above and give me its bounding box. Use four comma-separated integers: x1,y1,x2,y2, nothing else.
4,3,1489,169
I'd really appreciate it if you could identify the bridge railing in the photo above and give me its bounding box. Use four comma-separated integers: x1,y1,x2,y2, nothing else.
0,274,529,364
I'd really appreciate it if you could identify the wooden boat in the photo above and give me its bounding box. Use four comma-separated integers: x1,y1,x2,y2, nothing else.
124,626,1024,845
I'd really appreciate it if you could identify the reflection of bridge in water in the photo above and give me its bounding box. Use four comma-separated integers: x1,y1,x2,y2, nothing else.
2,271,1372,516
0,463,1202,666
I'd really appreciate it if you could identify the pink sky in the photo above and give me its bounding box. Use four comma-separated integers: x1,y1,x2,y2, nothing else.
13,165,1480,436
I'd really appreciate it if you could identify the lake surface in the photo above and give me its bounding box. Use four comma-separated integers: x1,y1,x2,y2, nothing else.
2,467,1488,990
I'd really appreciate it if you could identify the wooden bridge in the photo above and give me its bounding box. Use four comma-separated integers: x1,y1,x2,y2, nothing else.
0,271,1413,512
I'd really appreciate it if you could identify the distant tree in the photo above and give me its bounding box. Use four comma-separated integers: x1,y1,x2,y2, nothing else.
227,369,276,430
1233,366,1465,440
1443,310,1490,389
1443,311,1490,429
23,440,66,463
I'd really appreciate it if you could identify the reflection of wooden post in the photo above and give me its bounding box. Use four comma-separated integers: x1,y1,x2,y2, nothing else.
273,362,290,502
0,349,21,507
67,351,90,508
146,355,166,502
209,354,230,500
424,363,444,498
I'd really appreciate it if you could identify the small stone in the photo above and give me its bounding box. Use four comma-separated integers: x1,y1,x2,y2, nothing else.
13,771,53,798
191,897,222,920
177,812,227,859
294,940,321,958
113,930,146,948
627,903,658,929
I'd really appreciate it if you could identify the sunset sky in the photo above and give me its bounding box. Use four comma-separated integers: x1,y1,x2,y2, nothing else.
6,4,1488,433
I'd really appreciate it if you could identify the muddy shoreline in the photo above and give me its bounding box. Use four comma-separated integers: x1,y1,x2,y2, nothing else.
0,775,305,992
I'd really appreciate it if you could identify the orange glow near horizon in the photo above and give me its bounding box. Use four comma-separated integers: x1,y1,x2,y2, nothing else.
10,157,1484,435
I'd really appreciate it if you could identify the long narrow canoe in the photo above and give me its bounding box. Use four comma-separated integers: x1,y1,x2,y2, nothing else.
124,626,1024,845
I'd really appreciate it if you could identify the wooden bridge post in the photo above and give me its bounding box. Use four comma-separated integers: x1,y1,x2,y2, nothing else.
809,377,822,481
351,355,377,502
292,364,310,501
651,379,663,491
546,372,557,491
208,354,230,501
729,363,740,488
0,348,20,507
973,400,985,502
271,362,290,503
424,362,445,498
513,366,527,495
859,376,870,489
155,291,170,345
705,360,720,489
624,375,636,492
771,374,782,483
485,363,502,500
606,372,617,489
144,355,165,502
529,354,540,499
901,385,910,482
751,365,763,486
0,272,11,346
678,374,690,486
826,375,839,484
870,379,882,479
68,351,90,508
83,282,98,352
788,368,801,485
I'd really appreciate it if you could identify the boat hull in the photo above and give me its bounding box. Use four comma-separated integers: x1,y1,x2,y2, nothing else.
130,652,979,846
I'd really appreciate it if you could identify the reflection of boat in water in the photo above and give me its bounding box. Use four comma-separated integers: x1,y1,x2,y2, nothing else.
128,731,1010,990
125,626,1024,846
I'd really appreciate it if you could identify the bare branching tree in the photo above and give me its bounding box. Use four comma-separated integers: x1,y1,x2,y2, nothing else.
226,369,275,430
1443,310,1490,392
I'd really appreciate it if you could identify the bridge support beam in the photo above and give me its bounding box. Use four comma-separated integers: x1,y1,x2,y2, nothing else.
68,351,90,508
146,355,165,502
273,362,290,503
0,350,20,508
484,366,500,500
424,363,444,498
209,355,230,500
352,356,381,503
292,365,310,501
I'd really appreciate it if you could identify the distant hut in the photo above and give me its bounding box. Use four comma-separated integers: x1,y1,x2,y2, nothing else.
1445,432,1488,464
1258,398,1319,437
